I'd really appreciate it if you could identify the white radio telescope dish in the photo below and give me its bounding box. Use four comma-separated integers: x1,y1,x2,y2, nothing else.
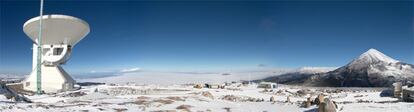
22,14,90,93
23,14,90,46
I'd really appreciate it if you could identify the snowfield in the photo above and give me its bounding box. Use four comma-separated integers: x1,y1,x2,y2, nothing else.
0,83,412,112
1,63,412,112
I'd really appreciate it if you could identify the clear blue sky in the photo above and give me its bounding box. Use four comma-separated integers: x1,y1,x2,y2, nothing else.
1,0,413,74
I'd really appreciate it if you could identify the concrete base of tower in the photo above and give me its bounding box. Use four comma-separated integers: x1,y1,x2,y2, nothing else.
22,65,76,93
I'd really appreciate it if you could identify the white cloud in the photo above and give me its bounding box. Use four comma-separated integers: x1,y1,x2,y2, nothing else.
120,67,141,73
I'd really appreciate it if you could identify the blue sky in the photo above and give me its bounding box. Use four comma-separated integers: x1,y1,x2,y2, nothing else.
1,0,413,75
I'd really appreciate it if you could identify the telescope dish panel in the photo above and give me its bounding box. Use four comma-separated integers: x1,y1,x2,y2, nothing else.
23,14,90,46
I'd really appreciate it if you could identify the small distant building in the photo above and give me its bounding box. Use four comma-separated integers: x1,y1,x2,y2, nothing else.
257,82,277,89
206,83,224,89
241,81,251,85
392,82,402,98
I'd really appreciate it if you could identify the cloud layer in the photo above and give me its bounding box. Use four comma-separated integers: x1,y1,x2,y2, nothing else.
120,67,141,73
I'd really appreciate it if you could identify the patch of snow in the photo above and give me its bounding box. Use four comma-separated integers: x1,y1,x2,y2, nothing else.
66,92,115,102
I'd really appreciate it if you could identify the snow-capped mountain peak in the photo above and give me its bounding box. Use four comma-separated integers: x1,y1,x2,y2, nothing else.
350,48,399,65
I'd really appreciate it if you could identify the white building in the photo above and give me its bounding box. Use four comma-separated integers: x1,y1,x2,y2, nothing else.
257,82,277,89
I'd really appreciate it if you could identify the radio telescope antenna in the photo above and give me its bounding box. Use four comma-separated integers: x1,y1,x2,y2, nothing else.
23,14,89,93
36,0,44,94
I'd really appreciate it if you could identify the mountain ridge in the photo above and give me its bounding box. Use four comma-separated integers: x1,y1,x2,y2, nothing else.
261,49,414,87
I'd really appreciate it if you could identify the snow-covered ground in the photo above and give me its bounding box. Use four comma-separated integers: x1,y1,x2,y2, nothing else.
0,67,412,112
0,83,412,112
